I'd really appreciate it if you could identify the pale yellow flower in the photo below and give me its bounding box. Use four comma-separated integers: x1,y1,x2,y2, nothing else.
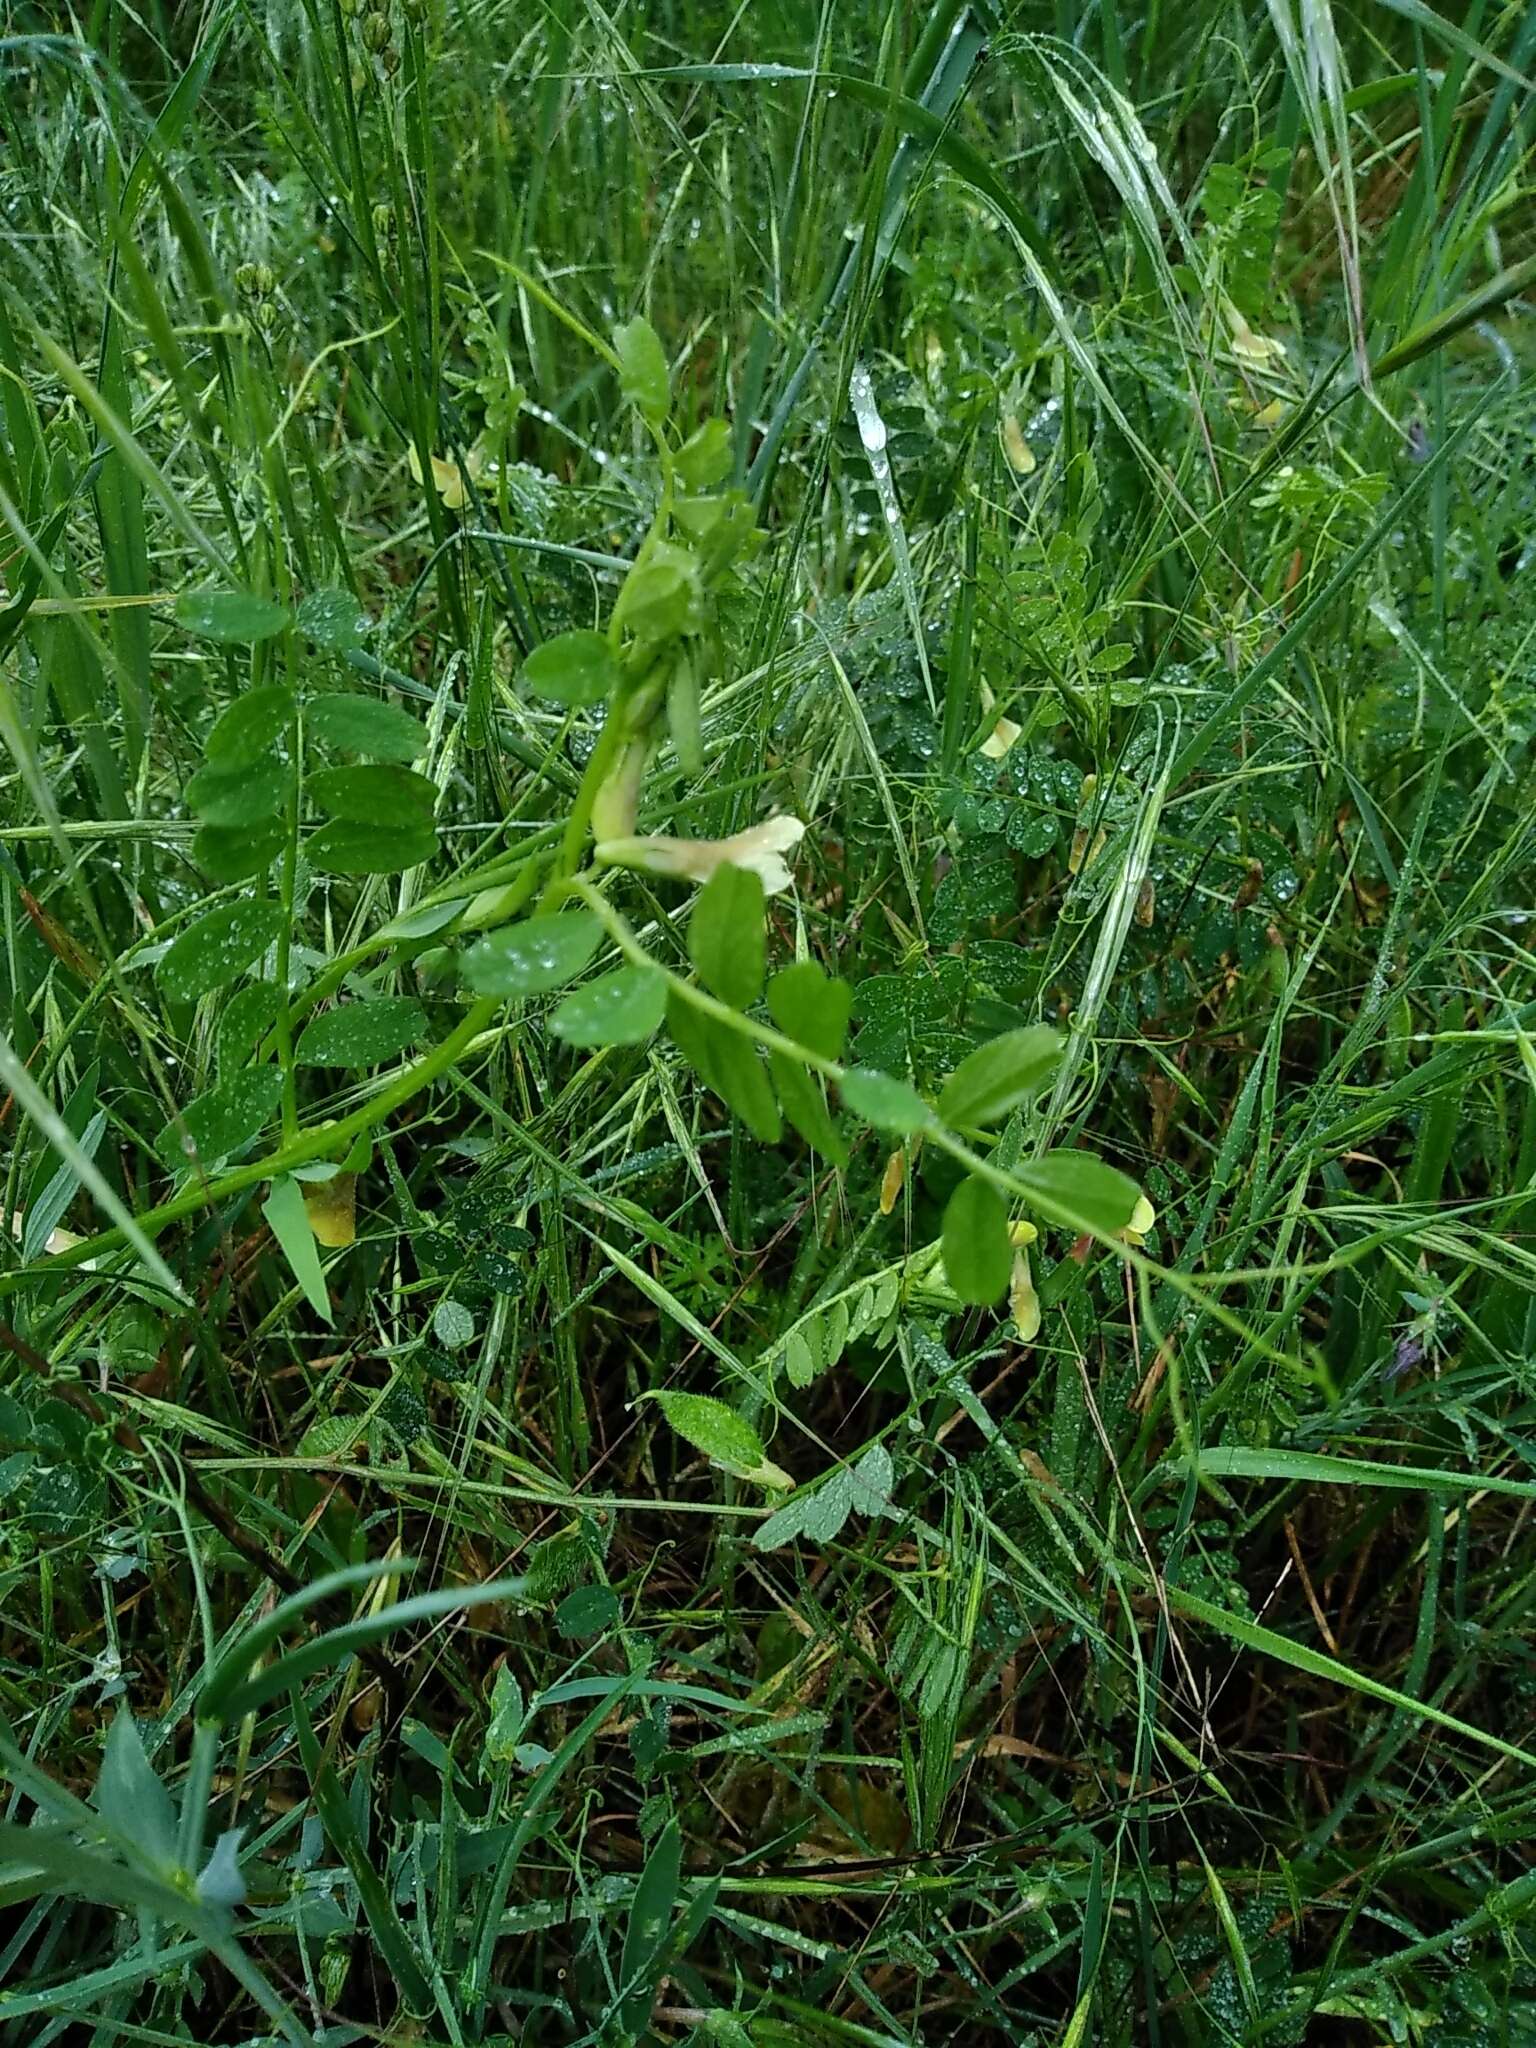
1009,1246,1041,1343
981,714,1022,760
303,1172,358,1248
407,443,484,510
596,815,806,896
1123,1194,1156,1248
1001,413,1036,475
1223,297,1286,368
7,1212,86,1259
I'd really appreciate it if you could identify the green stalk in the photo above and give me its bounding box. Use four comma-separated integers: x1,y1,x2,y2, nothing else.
0,997,500,1295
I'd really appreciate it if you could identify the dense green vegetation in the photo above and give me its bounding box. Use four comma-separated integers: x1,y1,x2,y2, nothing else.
2,0,1535,2040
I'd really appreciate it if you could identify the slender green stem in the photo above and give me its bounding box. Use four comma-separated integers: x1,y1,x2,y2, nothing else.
0,997,501,1294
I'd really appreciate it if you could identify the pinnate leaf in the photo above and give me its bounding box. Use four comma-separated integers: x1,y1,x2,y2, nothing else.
307,695,425,761
551,966,666,1046
307,819,438,874
767,960,852,1060
157,901,285,1002
840,1067,929,1135
938,1025,1061,1128
176,588,287,644
1019,1150,1142,1235
522,630,618,708
942,1176,1011,1304
690,863,765,1010
295,998,426,1068
647,1392,788,1487
463,912,602,998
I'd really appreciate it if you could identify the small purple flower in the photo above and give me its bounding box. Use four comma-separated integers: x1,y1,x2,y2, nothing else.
1385,1334,1425,1382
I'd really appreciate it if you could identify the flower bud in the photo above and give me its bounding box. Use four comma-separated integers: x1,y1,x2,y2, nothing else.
590,737,652,843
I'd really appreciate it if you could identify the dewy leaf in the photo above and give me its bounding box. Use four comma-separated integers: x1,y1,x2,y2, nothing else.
263,1173,333,1325
647,1392,788,1487
157,900,285,1002
942,1176,1012,1304
612,546,697,643
1019,1150,1142,1236
850,1442,896,1516
767,959,852,1060
551,965,666,1046
298,587,367,652
309,764,437,827
306,818,438,874
156,1067,282,1172
204,684,295,771
522,629,618,708
307,695,426,761
792,1467,854,1544
175,587,288,644
674,417,733,492
938,1025,1062,1129
840,1067,930,1135
95,1710,178,1869
753,1443,896,1553
194,820,288,884
614,313,670,423
295,997,426,1068
463,912,602,998
689,863,765,1011
753,1491,817,1552
218,983,282,1069
433,1298,475,1351
185,754,290,827
556,1584,621,1639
